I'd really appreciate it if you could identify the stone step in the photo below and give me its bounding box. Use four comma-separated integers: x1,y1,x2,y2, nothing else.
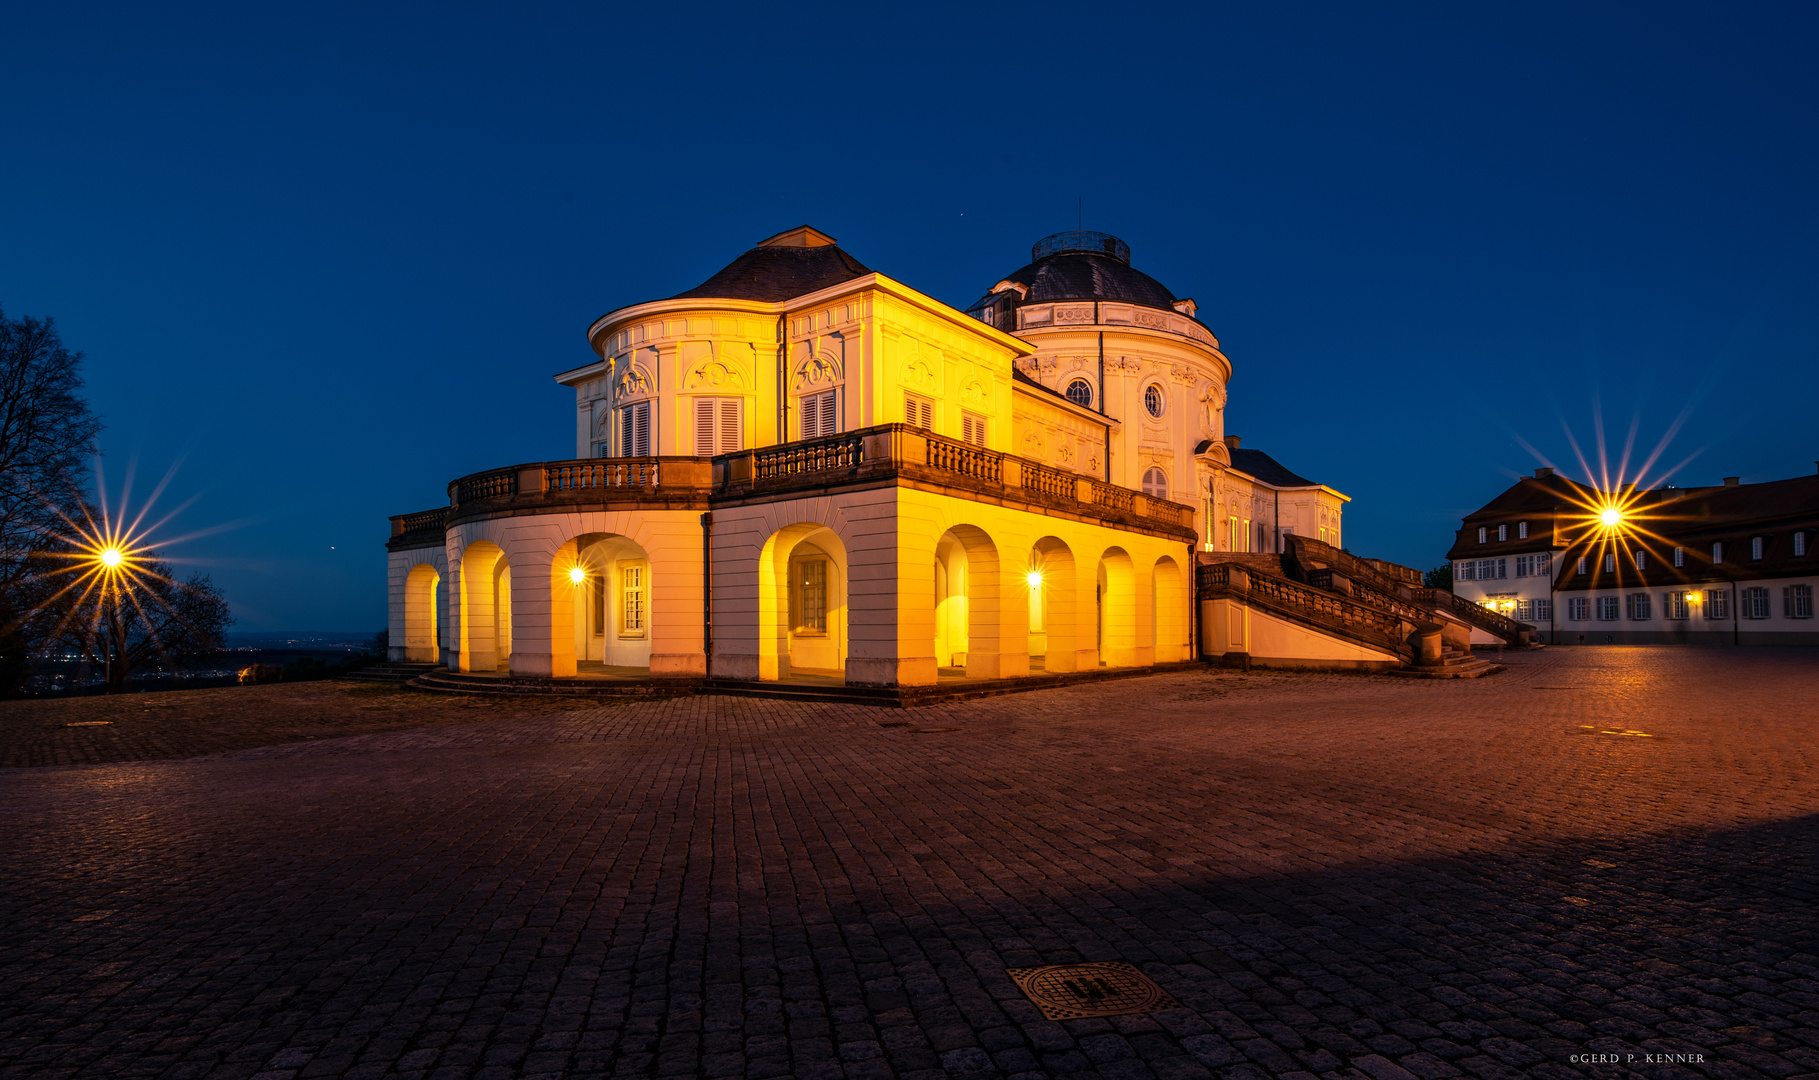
1389,660,1505,679
344,663,439,683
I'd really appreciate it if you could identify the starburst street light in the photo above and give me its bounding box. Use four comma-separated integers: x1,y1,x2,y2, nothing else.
569,566,587,584
1600,507,1623,529
29,457,237,694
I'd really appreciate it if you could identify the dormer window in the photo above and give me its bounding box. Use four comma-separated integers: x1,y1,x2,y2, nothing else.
1497,524,1508,542
1713,541,1725,565
1674,546,1684,567
1797,532,1809,557
1751,536,1765,560
1477,527,1487,544
1635,549,1647,571
1604,553,1616,573
1518,521,1529,539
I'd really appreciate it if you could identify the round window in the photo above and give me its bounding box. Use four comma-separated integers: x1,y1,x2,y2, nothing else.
1143,384,1164,418
1065,378,1093,408
1142,468,1168,499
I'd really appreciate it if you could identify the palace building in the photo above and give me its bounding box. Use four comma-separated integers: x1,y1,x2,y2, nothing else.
385,227,1514,690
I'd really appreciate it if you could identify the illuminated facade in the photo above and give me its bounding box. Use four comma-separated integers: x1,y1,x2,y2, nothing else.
384,226,1391,685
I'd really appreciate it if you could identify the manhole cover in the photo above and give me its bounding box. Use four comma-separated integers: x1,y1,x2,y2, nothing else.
1005,961,1181,1020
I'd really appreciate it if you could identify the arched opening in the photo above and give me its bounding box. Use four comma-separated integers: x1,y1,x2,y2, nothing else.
1097,547,1136,667
1152,556,1187,663
756,524,849,681
933,525,1004,677
1027,537,1078,673
403,564,440,663
570,533,655,674
457,541,506,673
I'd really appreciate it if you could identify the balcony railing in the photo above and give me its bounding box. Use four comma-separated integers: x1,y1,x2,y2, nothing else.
428,426,1196,540
754,432,864,479
548,459,662,490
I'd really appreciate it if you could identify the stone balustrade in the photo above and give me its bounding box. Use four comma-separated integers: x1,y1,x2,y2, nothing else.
427,425,1196,540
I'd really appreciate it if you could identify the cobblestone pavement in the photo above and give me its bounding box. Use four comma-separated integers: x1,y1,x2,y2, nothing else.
2,647,1817,1080
0,682,606,768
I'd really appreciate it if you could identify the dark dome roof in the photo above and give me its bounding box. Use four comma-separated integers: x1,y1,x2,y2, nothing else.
669,225,871,302
971,231,1180,312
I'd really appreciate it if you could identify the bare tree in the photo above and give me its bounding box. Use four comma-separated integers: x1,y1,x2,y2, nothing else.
56,551,231,693
0,307,103,694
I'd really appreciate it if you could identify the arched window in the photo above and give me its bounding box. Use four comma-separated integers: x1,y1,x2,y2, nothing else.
1142,468,1168,498
1143,384,1165,418
1065,378,1093,408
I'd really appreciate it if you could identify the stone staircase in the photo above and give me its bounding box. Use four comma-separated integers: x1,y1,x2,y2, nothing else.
344,662,439,684
1388,644,1504,679
1197,538,1521,677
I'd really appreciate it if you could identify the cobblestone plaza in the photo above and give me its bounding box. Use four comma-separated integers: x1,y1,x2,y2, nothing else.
3,647,1816,1080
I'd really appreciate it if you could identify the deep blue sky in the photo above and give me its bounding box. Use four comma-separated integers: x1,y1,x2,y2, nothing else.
4,2,1816,630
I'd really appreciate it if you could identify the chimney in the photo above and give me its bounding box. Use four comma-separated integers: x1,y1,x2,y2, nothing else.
1724,476,1740,487
1533,467,1555,479
1223,435,1241,451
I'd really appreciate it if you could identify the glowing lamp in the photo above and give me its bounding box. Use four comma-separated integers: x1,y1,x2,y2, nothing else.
100,548,123,568
1600,507,1622,528
1025,570,1043,589
568,566,586,584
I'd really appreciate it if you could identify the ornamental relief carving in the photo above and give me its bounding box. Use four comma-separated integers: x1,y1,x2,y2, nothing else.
902,358,936,389
960,378,987,406
685,360,747,391
1108,357,1143,373
792,353,841,391
1055,305,1095,323
1057,441,1075,464
615,364,654,401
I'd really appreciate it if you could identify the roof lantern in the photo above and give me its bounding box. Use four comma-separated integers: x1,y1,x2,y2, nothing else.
1031,230,1130,265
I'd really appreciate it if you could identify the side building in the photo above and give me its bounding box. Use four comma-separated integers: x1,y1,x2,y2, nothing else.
1448,466,1819,645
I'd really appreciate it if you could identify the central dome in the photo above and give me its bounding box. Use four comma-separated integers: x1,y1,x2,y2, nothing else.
968,230,1186,318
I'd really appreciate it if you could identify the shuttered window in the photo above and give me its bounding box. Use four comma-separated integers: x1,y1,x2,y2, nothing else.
904,393,934,429
620,563,646,637
1787,584,1814,619
617,401,651,457
1706,589,1729,620
1742,587,1770,620
1626,593,1651,620
800,390,838,440
960,412,987,447
1596,596,1619,620
693,397,743,456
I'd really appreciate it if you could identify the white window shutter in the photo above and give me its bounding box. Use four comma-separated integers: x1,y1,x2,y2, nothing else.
633,402,650,456
801,395,820,440
820,391,836,436
720,398,742,452
695,398,716,456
